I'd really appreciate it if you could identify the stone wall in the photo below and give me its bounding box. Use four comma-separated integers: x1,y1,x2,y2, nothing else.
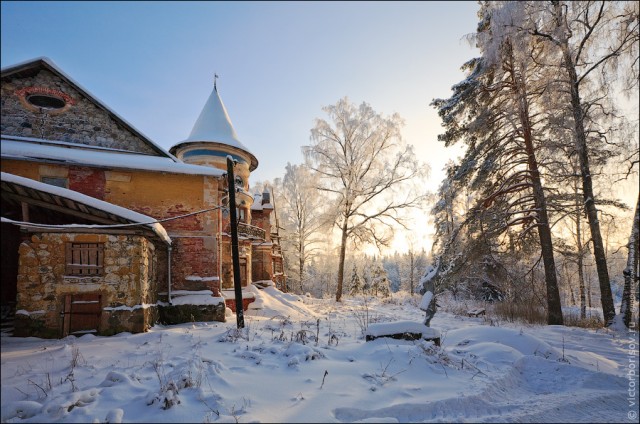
1,68,157,154
14,232,159,338
159,303,225,325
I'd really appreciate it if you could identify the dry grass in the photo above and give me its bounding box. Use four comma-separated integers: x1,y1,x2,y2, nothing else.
562,311,604,328
491,301,547,325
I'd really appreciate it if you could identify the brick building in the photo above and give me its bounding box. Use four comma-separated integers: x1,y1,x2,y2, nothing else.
1,57,285,337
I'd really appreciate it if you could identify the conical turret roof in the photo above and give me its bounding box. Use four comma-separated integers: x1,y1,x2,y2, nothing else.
171,84,258,170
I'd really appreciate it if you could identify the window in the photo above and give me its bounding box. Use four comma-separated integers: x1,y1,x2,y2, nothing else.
236,207,246,223
27,94,66,110
182,149,248,165
65,243,104,276
16,86,75,115
41,177,68,188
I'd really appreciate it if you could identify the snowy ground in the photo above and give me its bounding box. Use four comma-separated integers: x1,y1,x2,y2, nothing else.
1,286,638,423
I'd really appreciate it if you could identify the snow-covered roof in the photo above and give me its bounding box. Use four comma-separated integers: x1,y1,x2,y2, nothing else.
1,57,176,160
170,86,258,171
251,193,262,210
1,172,171,244
251,192,274,211
1,136,225,177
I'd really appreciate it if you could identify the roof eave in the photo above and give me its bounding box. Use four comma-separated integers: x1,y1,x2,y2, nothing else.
170,140,258,171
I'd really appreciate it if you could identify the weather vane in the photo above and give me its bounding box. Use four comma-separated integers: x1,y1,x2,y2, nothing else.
214,73,219,91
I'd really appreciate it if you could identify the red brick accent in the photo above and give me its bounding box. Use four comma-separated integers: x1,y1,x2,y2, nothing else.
163,204,203,232
69,167,105,200
224,297,255,312
250,210,271,242
170,238,218,292
133,205,203,232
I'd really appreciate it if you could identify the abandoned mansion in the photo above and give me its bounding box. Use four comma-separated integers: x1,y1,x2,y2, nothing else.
1,57,285,338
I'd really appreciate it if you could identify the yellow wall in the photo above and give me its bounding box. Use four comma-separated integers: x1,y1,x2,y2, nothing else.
2,159,223,291
1,159,210,227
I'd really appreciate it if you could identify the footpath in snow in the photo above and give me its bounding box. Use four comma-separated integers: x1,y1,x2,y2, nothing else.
1,286,638,423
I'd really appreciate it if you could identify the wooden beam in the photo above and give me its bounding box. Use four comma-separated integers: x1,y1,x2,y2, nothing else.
3,191,118,225
21,226,152,237
21,201,29,222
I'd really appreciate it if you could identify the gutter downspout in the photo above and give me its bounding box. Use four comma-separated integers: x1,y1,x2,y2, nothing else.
219,204,223,294
219,191,228,295
167,245,172,304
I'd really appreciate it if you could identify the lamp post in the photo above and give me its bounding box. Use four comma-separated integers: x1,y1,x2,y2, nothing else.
226,156,245,328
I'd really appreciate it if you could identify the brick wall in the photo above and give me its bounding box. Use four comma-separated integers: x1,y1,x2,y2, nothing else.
69,167,106,200
170,237,219,293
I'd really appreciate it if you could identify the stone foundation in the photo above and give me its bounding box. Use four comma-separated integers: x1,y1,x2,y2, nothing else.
158,303,225,325
14,305,159,338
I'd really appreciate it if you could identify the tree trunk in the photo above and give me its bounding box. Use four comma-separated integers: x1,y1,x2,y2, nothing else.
409,251,415,295
620,194,640,328
555,3,616,325
576,205,587,320
587,271,592,308
565,262,576,305
299,240,305,294
509,51,563,325
530,169,564,325
335,220,349,302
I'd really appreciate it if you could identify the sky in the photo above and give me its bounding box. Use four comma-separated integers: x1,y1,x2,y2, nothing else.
1,1,481,253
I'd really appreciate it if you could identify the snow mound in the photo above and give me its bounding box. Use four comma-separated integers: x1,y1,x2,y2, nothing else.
1,400,42,421
445,326,560,360
246,285,318,319
366,321,440,339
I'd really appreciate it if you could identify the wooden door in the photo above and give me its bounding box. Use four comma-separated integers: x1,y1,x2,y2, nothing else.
62,293,101,337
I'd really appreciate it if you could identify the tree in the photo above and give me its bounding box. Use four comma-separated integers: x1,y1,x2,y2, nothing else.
348,262,363,296
370,259,391,298
397,237,428,295
304,97,427,302
382,255,401,292
275,163,328,294
419,265,438,327
619,194,639,328
362,264,372,295
522,0,638,325
431,2,565,324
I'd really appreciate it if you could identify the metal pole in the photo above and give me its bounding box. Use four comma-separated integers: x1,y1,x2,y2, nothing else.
226,156,245,328
167,245,172,304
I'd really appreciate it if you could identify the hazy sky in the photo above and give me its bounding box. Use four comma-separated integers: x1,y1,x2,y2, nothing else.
1,1,481,252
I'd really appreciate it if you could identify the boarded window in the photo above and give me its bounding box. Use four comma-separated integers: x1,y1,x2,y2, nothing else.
65,243,104,276
41,176,68,188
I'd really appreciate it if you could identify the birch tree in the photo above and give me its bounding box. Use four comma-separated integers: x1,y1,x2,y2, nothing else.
619,194,639,328
304,97,427,302
275,163,328,294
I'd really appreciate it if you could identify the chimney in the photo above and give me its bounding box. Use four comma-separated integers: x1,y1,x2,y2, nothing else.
262,190,271,205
